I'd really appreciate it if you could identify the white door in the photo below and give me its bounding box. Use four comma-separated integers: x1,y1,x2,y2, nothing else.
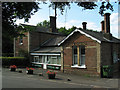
43,56,47,69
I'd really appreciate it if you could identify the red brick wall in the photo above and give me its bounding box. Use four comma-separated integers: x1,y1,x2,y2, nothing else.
29,31,61,51
15,32,29,56
62,32,99,76
101,42,113,65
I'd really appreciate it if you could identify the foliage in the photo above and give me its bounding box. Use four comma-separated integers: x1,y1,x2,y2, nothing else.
49,2,117,16
99,2,113,16
37,20,50,28
46,70,56,74
1,57,25,59
77,2,97,10
18,49,29,59
2,2,39,53
2,53,14,57
2,57,29,67
58,26,77,35
49,2,71,15
10,65,17,68
26,67,35,70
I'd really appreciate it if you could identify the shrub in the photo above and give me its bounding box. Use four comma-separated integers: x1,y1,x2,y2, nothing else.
1,57,29,67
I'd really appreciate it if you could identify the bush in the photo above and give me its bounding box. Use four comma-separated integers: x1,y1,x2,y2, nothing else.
1,57,30,67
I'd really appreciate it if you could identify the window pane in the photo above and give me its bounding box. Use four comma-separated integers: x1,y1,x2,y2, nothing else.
80,46,85,65
74,46,77,54
57,56,61,64
74,55,77,64
81,46,85,54
39,56,42,63
81,55,85,65
42,56,45,63
73,46,78,65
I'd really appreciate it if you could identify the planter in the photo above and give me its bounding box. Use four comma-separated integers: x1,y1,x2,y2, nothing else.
27,70,33,74
10,68,16,71
48,74,56,79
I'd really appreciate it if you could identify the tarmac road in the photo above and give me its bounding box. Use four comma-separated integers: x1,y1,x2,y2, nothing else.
2,68,119,89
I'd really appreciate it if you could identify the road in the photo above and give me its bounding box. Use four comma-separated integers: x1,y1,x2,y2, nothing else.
2,68,92,88
2,68,120,89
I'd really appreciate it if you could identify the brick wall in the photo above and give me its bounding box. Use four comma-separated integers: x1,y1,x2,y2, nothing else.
29,31,61,51
15,31,63,56
62,32,100,76
101,42,113,66
15,32,29,56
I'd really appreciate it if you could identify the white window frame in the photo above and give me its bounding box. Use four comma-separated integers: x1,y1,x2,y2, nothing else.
72,45,86,68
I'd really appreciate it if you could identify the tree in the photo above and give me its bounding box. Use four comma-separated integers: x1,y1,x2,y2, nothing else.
58,26,77,35
49,2,117,16
2,2,39,55
37,20,50,28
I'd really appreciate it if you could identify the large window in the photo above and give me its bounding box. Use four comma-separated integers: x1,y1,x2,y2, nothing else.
33,55,61,65
48,55,61,65
73,45,85,66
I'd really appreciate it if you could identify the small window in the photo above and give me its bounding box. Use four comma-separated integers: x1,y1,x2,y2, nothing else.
113,51,118,63
19,37,23,45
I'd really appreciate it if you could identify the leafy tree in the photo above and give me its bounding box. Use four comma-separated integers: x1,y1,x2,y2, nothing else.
2,2,39,54
49,2,118,16
37,20,50,28
58,26,77,35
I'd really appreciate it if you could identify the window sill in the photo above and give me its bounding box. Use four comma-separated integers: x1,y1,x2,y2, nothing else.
47,64,61,66
32,62,61,66
71,65,86,68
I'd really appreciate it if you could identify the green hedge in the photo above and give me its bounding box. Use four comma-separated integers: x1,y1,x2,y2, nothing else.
1,57,30,67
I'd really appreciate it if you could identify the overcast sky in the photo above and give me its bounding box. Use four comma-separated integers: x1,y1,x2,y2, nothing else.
16,1,119,38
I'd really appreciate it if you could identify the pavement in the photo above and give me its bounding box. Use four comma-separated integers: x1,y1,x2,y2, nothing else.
2,67,120,88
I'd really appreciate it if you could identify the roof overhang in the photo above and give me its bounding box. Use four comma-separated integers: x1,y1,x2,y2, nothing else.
58,29,101,46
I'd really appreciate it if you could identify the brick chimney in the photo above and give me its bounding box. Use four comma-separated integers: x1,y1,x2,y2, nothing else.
101,21,104,33
104,13,110,33
103,13,112,40
50,16,57,33
82,22,87,30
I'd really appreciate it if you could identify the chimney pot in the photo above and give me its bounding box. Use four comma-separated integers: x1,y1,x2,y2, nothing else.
82,22,87,30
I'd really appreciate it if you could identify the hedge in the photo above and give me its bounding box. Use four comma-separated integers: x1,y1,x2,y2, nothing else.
1,57,30,67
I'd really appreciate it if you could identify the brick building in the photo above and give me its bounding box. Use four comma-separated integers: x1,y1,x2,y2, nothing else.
14,13,120,77
58,13,120,77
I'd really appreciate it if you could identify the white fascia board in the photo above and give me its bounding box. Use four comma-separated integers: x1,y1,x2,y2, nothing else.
30,53,60,56
58,29,101,46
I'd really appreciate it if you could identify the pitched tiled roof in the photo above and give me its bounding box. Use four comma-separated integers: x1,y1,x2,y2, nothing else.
80,29,120,43
58,29,120,46
41,36,66,46
32,47,61,53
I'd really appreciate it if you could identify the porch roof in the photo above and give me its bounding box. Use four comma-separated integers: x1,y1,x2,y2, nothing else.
31,46,61,53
